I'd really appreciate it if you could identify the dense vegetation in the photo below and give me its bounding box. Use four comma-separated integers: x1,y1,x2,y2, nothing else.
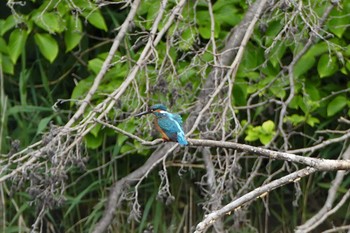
1,0,350,232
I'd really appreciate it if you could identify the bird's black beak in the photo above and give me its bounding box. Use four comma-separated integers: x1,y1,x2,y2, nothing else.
134,110,152,117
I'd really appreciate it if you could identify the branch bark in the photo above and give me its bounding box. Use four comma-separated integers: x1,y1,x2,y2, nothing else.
188,139,350,171
295,144,350,232
194,167,318,233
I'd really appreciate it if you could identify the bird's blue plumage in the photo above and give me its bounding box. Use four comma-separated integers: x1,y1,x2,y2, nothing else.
153,111,188,146
150,104,167,111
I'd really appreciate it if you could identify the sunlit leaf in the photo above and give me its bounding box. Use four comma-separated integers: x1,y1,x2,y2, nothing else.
33,12,64,33
0,15,16,36
262,120,275,133
85,10,107,31
65,15,83,52
8,29,28,64
306,116,320,127
34,33,59,63
285,114,305,126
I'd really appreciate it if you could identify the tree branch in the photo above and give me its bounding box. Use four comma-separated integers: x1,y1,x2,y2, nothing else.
188,139,350,171
194,167,318,233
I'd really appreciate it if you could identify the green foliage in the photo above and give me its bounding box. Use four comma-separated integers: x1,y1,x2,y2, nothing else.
245,120,276,145
34,33,59,63
317,54,338,78
65,15,83,52
2,0,350,232
8,29,28,64
327,95,348,117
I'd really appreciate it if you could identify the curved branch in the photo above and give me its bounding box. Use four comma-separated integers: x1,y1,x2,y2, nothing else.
194,167,317,233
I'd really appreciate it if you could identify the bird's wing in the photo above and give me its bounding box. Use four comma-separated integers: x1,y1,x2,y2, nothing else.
157,119,178,142
171,114,183,127
158,113,188,145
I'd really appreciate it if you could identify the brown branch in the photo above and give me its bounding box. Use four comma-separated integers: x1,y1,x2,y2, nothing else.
92,117,350,171
94,118,163,146
188,139,350,171
194,167,318,233
287,130,350,154
295,144,350,232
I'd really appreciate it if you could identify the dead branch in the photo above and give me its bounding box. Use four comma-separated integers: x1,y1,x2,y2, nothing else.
194,167,318,233
188,139,350,171
295,144,350,232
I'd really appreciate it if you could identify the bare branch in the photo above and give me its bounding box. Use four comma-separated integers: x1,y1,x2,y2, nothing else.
295,144,350,232
188,139,350,171
194,167,317,233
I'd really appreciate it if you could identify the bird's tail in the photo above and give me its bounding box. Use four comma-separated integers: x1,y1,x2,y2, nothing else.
177,132,188,146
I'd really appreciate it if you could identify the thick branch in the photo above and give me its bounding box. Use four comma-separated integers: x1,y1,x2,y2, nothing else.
188,139,350,171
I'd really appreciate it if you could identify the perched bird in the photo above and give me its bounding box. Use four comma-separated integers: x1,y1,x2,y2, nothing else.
135,104,188,146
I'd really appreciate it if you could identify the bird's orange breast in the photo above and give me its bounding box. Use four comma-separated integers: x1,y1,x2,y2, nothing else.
154,118,170,140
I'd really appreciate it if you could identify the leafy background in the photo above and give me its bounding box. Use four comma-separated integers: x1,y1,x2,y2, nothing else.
1,0,350,232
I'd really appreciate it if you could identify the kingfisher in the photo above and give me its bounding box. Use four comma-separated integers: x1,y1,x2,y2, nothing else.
135,104,188,146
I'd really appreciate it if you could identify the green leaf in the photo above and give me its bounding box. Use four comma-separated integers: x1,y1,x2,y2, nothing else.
214,5,240,26
179,27,196,51
145,0,160,30
65,15,83,52
19,68,31,106
85,10,107,31
88,58,104,74
34,33,59,63
0,54,14,75
294,54,315,77
0,37,8,54
317,54,338,78
305,81,321,101
71,76,93,106
262,120,275,133
233,84,247,106
327,95,347,116
33,12,64,33
270,82,286,99
268,42,287,68
90,123,102,137
0,15,16,36
327,9,350,38
65,180,100,218
306,116,320,127
84,133,103,149
245,129,259,142
307,42,328,57
8,29,28,64
213,0,240,11
196,11,220,39
117,121,137,146
285,114,305,126
259,134,273,145
36,116,53,135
